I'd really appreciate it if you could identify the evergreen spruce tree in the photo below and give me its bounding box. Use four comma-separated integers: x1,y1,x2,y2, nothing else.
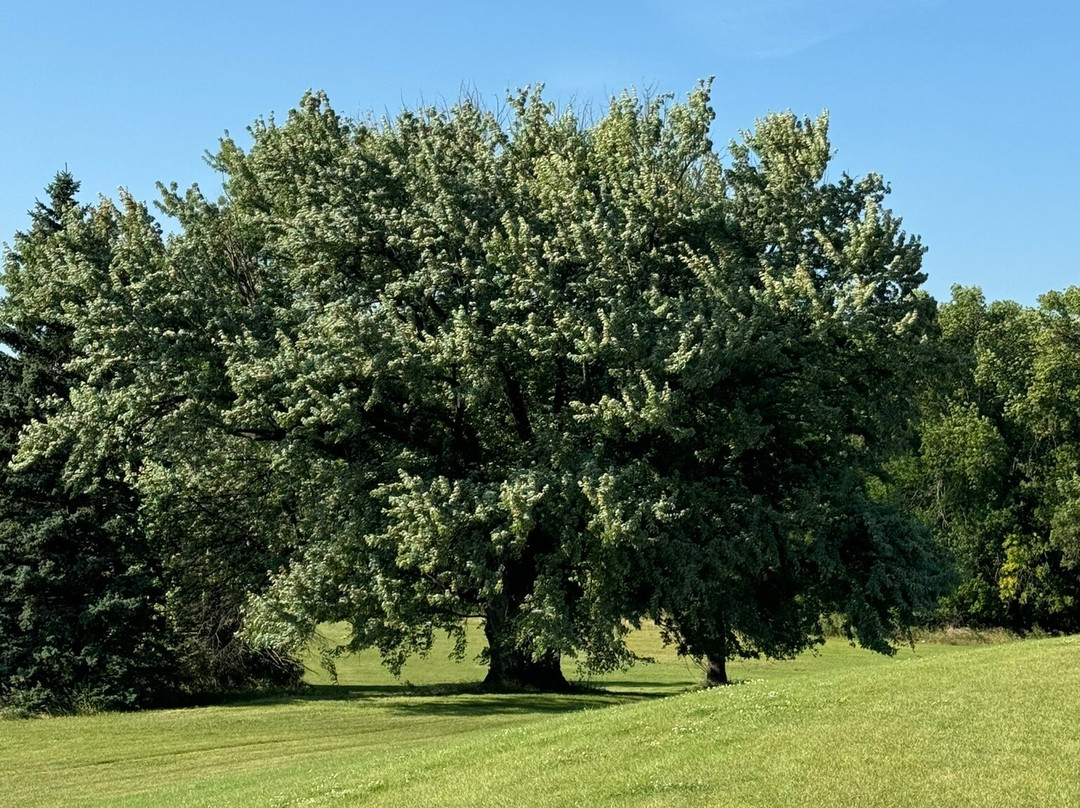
0,173,174,713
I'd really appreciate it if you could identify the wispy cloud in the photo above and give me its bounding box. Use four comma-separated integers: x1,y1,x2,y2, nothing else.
658,0,942,60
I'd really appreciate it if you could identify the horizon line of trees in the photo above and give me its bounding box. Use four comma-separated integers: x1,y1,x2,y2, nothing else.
2,83,1078,714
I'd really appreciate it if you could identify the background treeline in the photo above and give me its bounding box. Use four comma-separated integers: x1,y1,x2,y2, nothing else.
888,286,1080,633
1,84,1076,714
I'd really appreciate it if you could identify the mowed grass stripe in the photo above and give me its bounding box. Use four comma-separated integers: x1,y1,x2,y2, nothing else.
315,637,1079,808
2,636,1077,807
1,693,625,805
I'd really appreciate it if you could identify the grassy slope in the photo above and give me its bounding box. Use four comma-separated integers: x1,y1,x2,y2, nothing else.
1,629,1077,807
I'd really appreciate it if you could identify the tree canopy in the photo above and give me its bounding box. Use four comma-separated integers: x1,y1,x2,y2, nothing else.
6,82,942,696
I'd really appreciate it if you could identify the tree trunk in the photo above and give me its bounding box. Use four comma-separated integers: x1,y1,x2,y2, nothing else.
480,522,568,690
704,621,729,686
704,655,727,686
482,600,568,690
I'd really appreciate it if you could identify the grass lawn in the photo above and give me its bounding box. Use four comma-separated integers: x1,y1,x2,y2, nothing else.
1,626,1077,807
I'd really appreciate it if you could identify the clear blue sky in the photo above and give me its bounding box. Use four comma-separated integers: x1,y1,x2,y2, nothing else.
2,1,1077,304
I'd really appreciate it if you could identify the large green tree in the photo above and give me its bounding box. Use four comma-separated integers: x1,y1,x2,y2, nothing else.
29,84,940,688
629,111,941,683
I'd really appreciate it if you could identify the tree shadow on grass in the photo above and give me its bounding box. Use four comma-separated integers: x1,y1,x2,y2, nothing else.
587,679,697,693
380,691,642,718
219,678,685,718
